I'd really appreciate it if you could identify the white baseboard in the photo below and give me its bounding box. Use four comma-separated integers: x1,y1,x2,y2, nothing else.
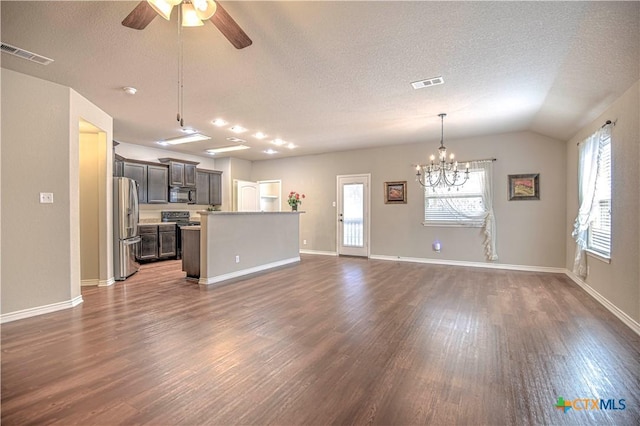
99,278,115,287
1,295,84,324
564,270,640,336
300,249,338,256
198,257,301,286
369,254,566,273
82,277,115,287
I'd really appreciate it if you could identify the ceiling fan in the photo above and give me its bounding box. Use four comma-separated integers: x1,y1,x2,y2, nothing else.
122,0,252,49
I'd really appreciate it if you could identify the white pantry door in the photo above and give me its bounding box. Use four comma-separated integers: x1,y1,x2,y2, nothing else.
235,179,259,211
337,174,370,257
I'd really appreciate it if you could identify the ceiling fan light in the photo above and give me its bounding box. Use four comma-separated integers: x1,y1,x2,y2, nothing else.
193,0,217,21
147,0,174,20
182,2,205,27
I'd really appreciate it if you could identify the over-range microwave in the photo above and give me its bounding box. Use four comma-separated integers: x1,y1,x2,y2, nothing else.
169,187,196,204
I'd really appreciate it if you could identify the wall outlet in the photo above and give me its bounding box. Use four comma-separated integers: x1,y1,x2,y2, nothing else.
303,239,307,245
235,255,240,263
39,192,54,204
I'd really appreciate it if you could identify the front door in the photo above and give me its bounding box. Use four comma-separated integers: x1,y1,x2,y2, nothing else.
337,174,370,257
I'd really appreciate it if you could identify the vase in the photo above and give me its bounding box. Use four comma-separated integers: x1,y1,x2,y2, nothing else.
291,204,298,211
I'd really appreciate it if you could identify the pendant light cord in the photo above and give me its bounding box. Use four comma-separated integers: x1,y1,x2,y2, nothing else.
177,6,184,127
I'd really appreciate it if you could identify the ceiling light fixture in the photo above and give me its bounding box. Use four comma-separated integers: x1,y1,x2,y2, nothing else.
226,137,246,143
212,118,228,127
264,149,278,155
229,125,247,134
181,2,204,27
157,133,211,145
148,0,216,25
415,113,469,188
271,138,286,146
122,86,137,95
206,145,251,154
286,143,296,149
253,132,267,139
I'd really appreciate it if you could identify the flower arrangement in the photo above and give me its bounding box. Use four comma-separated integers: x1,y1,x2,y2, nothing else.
288,191,305,210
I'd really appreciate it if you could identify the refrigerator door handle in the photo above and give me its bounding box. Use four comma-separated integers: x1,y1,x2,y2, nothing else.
123,236,141,245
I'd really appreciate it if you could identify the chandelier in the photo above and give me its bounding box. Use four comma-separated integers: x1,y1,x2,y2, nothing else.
415,113,470,188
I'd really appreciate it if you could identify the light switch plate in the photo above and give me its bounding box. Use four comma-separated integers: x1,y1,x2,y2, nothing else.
40,192,54,203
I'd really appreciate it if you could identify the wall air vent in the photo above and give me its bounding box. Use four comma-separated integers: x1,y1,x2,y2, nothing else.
1,42,54,65
411,76,444,90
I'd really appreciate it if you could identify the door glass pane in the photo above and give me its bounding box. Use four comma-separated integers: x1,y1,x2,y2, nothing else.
343,183,364,247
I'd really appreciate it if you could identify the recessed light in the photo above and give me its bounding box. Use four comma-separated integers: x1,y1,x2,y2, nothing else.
286,143,296,149
264,148,278,155
123,86,137,95
226,137,246,143
212,118,228,127
271,138,286,146
229,125,247,134
206,145,251,154
253,132,267,139
156,133,211,145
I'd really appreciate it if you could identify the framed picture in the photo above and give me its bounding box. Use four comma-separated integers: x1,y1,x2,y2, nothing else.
384,181,407,204
508,174,540,201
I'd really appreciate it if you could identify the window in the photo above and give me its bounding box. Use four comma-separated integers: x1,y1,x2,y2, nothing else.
423,168,486,227
587,136,611,257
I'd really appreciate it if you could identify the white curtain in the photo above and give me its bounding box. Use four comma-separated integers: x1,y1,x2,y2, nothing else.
431,160,497,260
473,160,498,261
572,126,610,277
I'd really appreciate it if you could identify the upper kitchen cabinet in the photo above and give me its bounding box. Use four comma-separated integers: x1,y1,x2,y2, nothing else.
115,158,168,204
147,165,169,204
122,162,148,203
195,169,223,206
159,158,199,187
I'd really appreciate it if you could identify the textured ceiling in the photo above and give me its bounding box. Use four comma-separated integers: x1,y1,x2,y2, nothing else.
1,1,638,161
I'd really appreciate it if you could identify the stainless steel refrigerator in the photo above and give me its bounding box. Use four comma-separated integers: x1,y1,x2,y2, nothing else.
113,177,141,280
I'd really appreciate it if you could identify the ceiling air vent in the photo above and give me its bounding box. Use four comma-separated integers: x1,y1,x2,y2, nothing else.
411,76,444,90
1,42,54,65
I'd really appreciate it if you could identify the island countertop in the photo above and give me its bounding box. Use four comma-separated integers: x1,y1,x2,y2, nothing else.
197,211,304,216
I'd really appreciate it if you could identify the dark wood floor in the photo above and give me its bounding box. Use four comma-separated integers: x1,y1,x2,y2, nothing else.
2,255,639,425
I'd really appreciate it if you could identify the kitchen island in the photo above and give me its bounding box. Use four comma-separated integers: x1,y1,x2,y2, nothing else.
196,211,302,285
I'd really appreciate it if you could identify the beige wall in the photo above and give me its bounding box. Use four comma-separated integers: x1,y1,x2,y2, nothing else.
80,133,100,282
115,141,217,169
1,69,112,316
2,69,73,313
251,131,567,267
565,80,640,323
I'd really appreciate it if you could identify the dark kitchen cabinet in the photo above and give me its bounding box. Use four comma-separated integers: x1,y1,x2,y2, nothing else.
138,225,158,260
158,224,177,258
147,165,169,204
137,224,176,261
195,171,210,205
209,172,222,206
122,162,148,203
119,159,168,204
159,158,199,188
195,169,223,206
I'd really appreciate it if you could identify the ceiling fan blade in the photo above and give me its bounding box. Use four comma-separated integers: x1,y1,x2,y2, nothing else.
122,1,158,30
210,2,252,49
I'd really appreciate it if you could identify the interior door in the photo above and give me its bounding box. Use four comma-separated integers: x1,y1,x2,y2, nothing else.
234,179,259,211
337,174,370,257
